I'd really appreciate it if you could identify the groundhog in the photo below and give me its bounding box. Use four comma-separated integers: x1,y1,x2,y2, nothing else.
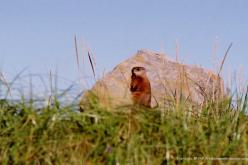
130,66,151,107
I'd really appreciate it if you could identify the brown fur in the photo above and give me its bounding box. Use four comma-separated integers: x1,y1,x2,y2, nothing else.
130,67,151,107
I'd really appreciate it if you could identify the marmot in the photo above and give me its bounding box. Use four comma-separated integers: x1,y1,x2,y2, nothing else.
130,66,151,107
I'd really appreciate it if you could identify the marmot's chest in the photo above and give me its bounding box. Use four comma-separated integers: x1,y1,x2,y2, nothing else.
131,75,151,93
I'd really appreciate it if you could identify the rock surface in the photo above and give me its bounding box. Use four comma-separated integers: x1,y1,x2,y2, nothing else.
80,50,224,109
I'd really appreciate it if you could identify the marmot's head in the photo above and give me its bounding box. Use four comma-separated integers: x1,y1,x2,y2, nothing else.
131,66,147,76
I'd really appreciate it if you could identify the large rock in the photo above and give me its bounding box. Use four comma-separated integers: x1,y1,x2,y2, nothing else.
80,50,224,109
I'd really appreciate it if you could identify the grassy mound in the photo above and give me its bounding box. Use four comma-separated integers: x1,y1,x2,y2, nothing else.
0,94,248,165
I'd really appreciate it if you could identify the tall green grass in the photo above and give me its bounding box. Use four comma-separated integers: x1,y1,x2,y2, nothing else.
0,91,248,165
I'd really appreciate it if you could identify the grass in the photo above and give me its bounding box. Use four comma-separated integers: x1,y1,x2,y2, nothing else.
0,90,248,165
1,43,247,164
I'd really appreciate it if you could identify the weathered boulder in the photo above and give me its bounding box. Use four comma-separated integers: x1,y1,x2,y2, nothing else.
80,50,224,109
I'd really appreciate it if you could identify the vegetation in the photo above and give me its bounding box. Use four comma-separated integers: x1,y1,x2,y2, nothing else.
0,90,248,165
1,42,247,164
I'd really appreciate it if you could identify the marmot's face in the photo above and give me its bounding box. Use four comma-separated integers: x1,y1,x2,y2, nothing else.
132,66,146,76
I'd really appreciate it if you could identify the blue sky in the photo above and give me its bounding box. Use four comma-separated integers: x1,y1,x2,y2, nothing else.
0,0,248,89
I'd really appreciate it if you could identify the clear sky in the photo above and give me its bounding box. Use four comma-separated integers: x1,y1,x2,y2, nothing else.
0,0,248,91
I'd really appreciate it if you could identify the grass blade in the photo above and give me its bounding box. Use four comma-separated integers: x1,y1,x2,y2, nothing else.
74,35,80,70
218,43,233,76
88,51,96,79
0,72,11,96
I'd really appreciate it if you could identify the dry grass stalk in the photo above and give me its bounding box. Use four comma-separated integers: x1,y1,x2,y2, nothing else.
175,40,180,62
47,70,53,106
175,41,181,108
218,43,233,76
74,35,80,70
211,37,219,72
0,72,11,96
88,51,96,79
118,68,129,90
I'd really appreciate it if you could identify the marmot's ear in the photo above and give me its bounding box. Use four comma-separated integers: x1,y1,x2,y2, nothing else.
131,67,135,74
